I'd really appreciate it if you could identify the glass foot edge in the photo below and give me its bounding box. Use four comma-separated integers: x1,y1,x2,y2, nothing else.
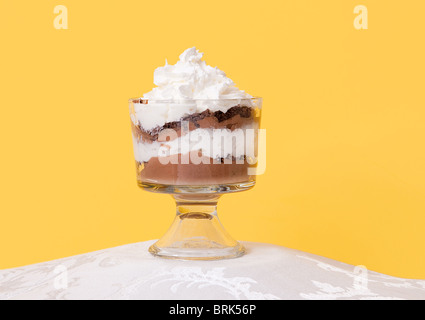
148,242,246,261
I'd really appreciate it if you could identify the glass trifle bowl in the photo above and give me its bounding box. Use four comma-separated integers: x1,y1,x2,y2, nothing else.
127,47,262,260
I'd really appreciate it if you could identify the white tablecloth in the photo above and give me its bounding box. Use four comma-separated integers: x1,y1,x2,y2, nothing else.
0,240,424,300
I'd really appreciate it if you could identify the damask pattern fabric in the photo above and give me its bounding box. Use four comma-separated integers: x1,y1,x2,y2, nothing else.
1,241,424,300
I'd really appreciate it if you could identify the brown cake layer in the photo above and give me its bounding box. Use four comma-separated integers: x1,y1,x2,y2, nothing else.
132,105,256,143
136,151,256,185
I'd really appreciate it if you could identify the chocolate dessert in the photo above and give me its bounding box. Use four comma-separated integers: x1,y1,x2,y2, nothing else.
129,47,261,186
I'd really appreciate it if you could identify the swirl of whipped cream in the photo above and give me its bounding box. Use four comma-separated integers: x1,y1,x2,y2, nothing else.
143,47,252,101
135,47,254,131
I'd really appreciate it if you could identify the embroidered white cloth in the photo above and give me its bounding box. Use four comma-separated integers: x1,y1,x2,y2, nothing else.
0,240,424,300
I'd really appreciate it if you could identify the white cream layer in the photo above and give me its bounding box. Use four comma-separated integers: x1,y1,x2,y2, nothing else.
133,99,254,131
132,124,258,163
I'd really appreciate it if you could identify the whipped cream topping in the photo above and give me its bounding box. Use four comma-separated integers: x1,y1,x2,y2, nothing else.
143,47,252,101
134,47,255,131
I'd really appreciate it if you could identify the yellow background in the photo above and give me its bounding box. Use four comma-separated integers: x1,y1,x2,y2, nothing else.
1,0,424,278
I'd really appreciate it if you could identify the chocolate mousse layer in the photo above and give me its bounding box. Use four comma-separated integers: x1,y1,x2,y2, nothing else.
132,105,256,143
136,151,256,186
